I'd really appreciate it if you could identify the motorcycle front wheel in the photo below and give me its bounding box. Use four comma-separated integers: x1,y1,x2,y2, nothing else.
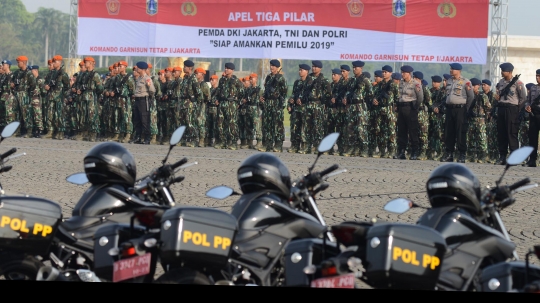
0,253,44,280
155,267,212,285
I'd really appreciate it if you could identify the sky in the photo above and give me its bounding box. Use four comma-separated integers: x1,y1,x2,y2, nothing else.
20,0,540,37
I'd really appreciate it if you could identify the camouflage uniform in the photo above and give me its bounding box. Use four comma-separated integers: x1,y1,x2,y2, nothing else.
238,84,249,148
73,70,87,137
299,73,331,154
48,66,70,139
79,69,103,141
260,72,288,152
426,87,446,160
197,80,210,147
205,85,219,146
179,72,203,147
11,67,36,137
0,71,16,128
30,74,45,136
326,77,345,155
112,72,134,143
149,75,161,143
41,69,52,134
416,84,432,159
370,78,398,158
336,77,351,155
64,78,78,139
485,90,498,163
287,77,310,153
343,73,373,157
100,74,114,140
247,83,263,149
167,76,182,137
466,91,491,163
214,75,244,150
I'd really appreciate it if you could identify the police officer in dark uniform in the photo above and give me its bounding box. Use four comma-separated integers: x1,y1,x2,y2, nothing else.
523,69,540,167
494,62,527,165
394,65,423,160
436,63,474,163
132,61,156,144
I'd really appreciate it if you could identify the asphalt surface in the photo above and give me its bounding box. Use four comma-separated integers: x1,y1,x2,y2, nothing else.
1,135,540,286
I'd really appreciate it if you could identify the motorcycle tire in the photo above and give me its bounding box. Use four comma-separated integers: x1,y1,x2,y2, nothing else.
0,253,44,280
154,268,212,285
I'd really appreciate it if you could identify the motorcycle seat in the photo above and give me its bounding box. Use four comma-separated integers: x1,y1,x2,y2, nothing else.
60,216,103,233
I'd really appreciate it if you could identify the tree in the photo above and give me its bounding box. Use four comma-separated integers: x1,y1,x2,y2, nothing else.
33,7,63,65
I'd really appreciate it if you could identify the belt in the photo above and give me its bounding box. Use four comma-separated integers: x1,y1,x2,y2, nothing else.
446,104,465,108
396,102,412,107
349,99,364,105
497,102,518,108
134,96,148,100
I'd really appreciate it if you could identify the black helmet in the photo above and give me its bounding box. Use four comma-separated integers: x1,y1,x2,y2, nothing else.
426,163,482,215
83,142,137,186
237,153,291,199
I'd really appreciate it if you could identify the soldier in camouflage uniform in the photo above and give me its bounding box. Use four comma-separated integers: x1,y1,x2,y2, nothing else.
335,65,352,156
366,70,382,157
304,60,330,154
158,67,174,144
426,75,446,160
238,76,251,149
100,65,115,141
194,68,210,147
205,74,219,147
156,69,167,144
343,60,373,157
41,59,53,135
213,62,243,150
10,56,36,138
178,60,203,147
165,67,182,143
371,65,398,158
147,63,160,144
44,55,69,140
523,71,540,167
326,68,343,155
287,64,311,153
112,61,134,143
247,73,263,150
64,72,78,140
76,57,103,142
0,60,16,130
466,78,492,163
410,72,431,160
259,59,287,152
519,83,534,149
29,65,44,138
481,79,497,163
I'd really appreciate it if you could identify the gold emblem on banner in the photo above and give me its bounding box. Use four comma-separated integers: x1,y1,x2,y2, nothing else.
181,2,197,16
347,0,364,17
392,0,406,18
437,0,456,18
147,0,158,16
106,0,120,15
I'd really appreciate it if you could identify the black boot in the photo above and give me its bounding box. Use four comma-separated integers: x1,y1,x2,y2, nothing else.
409,150,419,160
440,152,453,162
494,155,507,165
523,159,537,167
457,152,466,163
129,136,141,144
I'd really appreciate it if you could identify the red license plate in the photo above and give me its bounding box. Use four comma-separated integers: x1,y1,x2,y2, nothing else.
310,273,356,288
112,253,151,282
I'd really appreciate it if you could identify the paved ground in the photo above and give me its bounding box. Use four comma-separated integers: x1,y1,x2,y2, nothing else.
2,135,540,285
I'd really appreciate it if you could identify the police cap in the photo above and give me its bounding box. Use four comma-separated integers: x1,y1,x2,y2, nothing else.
1,60,11,66
499,62,514,72
352,61,364,68
470,78,481,86
340,65,350,71
312,60,322,68
382,65,393,73
443,74,451,80
400,65,413,73
225,62,235,70
431,75,442,83
413,71,423,80
526,83,534,90
136,61,148,69
270,59,281,67
183,60,194,67
363,72,371,79
374,70,383,78
392,73,402,80
421,79,428,86
31,65,39,70
536,69,540,75
449,63,462,70
299,64,311,71
332,68,341,75
482,79,491,86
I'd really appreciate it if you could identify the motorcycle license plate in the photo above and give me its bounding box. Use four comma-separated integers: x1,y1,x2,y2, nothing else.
112,253,151,282
310,273,356,289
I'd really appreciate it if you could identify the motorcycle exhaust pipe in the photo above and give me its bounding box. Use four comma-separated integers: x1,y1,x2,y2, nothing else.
36,266,72,282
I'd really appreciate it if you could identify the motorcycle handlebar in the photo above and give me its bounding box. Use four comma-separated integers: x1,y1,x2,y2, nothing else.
319,164,339,177
509,178,530,191
172,176,184,184
171,158,188,170
0,166,12,173
0,148,16,161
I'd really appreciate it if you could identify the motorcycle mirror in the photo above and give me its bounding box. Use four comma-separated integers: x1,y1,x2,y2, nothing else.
383,198,413,214
308,133,339,173
66,172,89,185
506,146,533,165
0,121,20,140
162,126,186,165
206,186,237,200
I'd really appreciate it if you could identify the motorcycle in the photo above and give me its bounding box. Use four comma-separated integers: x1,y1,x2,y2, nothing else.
303,146,540,291
147,132,348,286
1,125,188,281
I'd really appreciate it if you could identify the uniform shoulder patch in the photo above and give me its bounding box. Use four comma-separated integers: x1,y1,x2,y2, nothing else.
466,81,471,90
517,80,523,85
415,83,421,92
